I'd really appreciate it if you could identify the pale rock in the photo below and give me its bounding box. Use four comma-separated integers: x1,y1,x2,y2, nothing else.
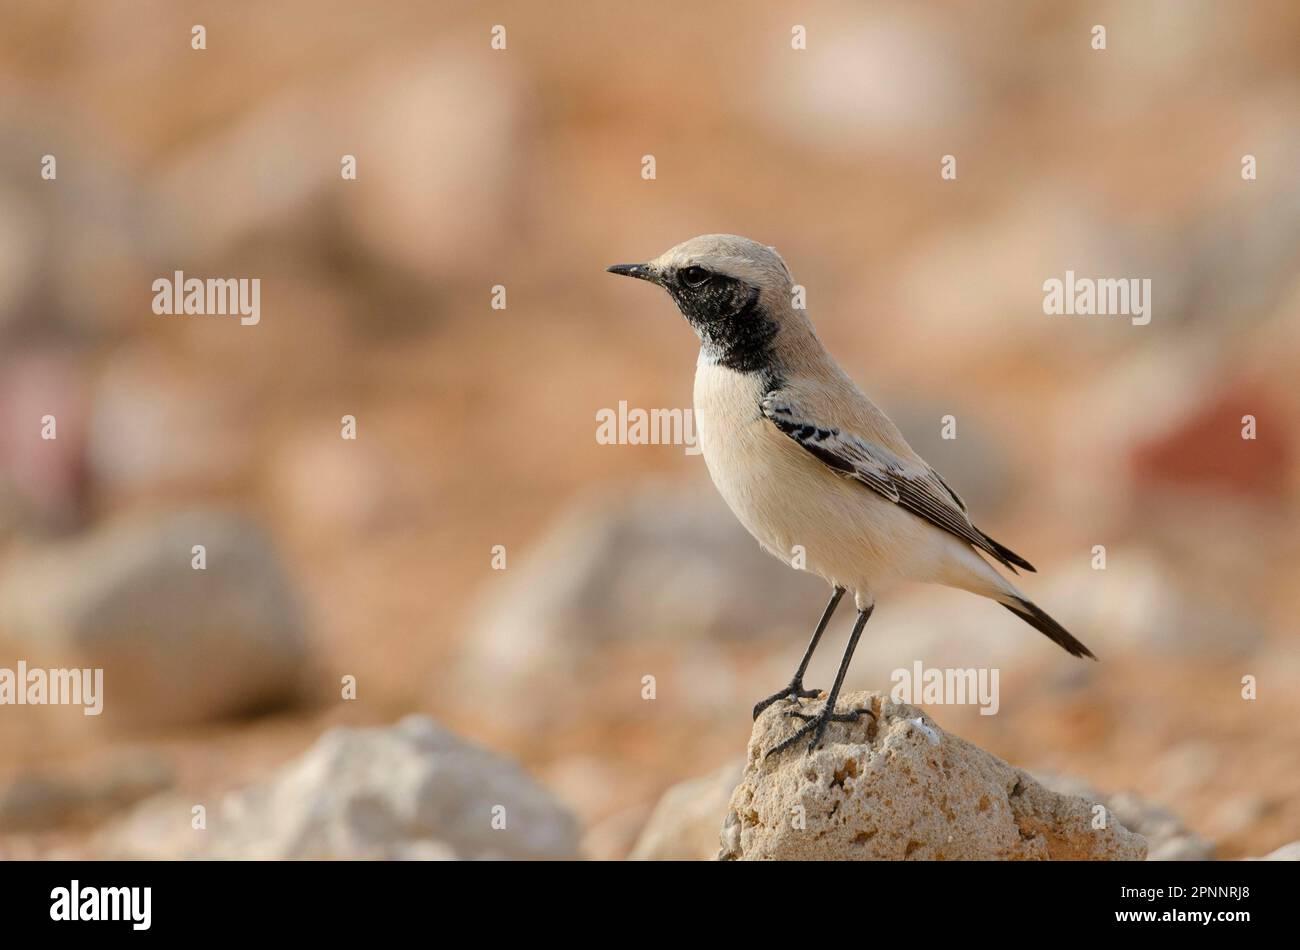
0,118,149,336
719,691,1146,861
0,352,90,532
1042,549,1264,657
98,716,578,861
629,761,743,861
1255,841,1300,861
86,347,253,496
0,509,309,727
752,12,980,157
892,189,1123,365
154,51,523,281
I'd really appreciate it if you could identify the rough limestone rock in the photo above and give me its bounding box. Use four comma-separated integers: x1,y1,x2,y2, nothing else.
0,508,309,727
719,691,1147,861
629,761,743,861
97,716,578,860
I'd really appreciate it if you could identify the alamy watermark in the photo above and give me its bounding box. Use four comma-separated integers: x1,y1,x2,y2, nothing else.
0,661,103,716
50,880,150,930
1042,270,1151,326
596,400,700,455
890,661,999,716
152,271,260,326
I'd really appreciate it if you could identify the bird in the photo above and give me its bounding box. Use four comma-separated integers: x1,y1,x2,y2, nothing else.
607,234,1095,757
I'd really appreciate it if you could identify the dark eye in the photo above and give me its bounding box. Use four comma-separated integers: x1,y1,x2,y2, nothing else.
680,266,711,288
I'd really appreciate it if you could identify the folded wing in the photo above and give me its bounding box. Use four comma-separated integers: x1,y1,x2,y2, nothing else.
760,390,1036,574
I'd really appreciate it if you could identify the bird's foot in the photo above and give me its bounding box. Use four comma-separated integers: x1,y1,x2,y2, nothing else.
765,701,876,758
752,681,823,721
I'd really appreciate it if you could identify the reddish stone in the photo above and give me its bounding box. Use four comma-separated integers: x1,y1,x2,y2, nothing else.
1129,387,1290,496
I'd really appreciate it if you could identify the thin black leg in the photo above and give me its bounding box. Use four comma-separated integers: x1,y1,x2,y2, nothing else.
766,603,876,757
752,586,845,720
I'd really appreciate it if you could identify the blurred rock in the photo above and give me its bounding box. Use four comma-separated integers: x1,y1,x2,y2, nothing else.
86,347,253,497
1035,772,1213,861
459,482,825,712
155,51,524,282
0,117,151,338
1205,794,1270,841
98,716,579,860
629,761,742,861
719,692,1146,861
1167,136,1300,332
1037,550,1265,656
0,351,90,534
345,56,526,281
1118,797,1215,861
1255,841,1300,861
1130,383,1290,498
893,189,1124,365
0,753,172,832
1060,341,1220,521
0,508,309,727
753,11,981,157
89,792,209,860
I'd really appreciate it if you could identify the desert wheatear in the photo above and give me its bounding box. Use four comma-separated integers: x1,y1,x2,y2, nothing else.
608,234,1094,756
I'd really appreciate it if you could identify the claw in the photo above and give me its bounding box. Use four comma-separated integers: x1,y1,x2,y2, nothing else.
766,702,876,758
751,682,823,721
786,706,874,724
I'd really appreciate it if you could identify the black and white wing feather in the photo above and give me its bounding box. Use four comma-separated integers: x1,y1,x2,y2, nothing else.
760,391,1035,574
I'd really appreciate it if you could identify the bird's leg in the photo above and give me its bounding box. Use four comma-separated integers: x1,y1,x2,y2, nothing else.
766,603,876,758
752,586,845,720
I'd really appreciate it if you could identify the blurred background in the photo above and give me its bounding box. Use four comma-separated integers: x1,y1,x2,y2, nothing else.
0,0,1297,860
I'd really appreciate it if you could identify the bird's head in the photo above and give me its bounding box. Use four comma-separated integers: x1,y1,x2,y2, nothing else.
607,234,806,372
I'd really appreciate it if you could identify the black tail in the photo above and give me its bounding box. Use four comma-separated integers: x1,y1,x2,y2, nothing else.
1001,597,1096,659
982,532,1036,573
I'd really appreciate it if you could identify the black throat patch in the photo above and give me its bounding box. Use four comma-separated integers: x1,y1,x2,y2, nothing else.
667,279,778,373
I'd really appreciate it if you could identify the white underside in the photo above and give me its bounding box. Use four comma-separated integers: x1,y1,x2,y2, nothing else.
693,357,1020,612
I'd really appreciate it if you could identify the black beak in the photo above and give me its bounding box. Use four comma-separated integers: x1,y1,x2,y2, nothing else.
606,262,657,283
